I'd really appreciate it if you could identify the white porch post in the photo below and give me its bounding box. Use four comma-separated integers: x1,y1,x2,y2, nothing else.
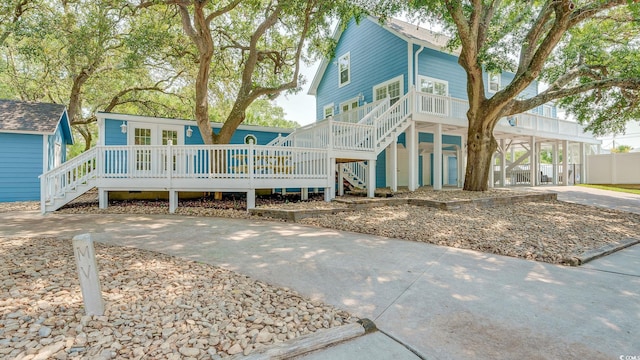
169,190,178,214
489,153,495,188
499,139,506,187
433,123,443,190
407,122,418,191
389,140,398,192
325,158,335,202
552,142,558,185
460,133,467,187
367,159,377,198
563,140,570,185
457,145,464,188
301,188,309,201
337,163,345,196
247,189,256,209
529,136,536,187
99,189,108,210
579,143,586,185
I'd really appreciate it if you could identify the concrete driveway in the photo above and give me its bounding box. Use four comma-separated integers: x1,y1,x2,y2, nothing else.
1,207,638,360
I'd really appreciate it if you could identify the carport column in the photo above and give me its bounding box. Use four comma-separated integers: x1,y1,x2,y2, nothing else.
563,140,570,185
407,122,418,191
529,136,537,187
433,123,443,190
169,190,178,214
389,139,398,192
98,189,108,210
499,139,506,187
337,163,345,196
367,159,377,198
552,142,558,185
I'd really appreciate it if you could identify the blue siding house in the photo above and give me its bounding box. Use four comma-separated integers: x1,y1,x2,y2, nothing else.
39,17,601,213
0,100,73,202
308,17,597,191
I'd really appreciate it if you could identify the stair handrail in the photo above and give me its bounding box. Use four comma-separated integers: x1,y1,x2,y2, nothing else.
40,146,100,212
358,96,390,126
373,90,413,149
343,161,367,189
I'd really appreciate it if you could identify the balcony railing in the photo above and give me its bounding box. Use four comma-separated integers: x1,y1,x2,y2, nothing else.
414,91,591,139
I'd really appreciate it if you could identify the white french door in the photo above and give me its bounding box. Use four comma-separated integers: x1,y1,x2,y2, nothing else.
128,123,183,176
340,98,359,122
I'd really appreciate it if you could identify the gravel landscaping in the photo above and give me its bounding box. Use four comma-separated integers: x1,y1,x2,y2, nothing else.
0,237,354,359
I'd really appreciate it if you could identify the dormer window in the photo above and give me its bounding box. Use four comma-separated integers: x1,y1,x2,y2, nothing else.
488,72,500,93
338,52,350,87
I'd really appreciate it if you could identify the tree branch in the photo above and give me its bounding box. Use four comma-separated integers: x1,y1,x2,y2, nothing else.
509,78,640,115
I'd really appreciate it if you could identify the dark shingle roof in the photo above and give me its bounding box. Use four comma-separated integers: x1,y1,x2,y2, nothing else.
0,99,67,134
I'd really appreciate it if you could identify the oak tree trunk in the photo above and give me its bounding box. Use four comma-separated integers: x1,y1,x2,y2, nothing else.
463,116,499,191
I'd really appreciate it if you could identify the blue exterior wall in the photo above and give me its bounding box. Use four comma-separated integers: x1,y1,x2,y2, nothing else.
104,119,127,145
46,123,68,171
104,118,287,146
316,18,409,120
0,133,43,202
417,47,468,99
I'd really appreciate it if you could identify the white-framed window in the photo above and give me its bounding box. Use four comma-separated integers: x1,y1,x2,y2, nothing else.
244,134,257,144
488,72,501,93
418,76,448,96
543,105,552,118
373,75,403,105
323,103,334,119
338,52,350,87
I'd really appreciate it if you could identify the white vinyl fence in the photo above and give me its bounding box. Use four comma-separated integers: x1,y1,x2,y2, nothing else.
587,153,640,184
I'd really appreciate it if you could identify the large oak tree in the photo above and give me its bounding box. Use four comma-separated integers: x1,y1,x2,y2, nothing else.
141,0,352,144
376,0,640,191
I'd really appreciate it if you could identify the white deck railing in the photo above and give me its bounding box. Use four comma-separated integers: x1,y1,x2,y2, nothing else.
41,144,332,212
332,98,387,123
272,118,375,153
415,91,590,138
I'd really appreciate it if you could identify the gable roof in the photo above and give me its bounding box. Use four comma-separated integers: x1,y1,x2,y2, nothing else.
0,99,68,134
385,17,453,51
308,16,456,96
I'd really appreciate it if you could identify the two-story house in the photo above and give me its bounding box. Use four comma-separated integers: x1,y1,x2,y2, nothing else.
308,16,599,192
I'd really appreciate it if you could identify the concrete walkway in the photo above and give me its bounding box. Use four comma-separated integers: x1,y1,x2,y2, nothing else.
1,205,638,360
2,185,639,359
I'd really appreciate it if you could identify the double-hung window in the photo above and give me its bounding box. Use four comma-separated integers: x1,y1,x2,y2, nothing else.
338,52,351,87
323,104,334,119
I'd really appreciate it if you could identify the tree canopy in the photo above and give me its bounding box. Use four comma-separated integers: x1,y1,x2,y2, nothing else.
0,0,315,149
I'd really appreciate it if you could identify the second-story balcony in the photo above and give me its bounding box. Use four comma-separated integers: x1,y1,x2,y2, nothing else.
412,91,598,143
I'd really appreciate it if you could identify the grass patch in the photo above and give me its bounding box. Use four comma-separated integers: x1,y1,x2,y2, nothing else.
578,184,640,195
